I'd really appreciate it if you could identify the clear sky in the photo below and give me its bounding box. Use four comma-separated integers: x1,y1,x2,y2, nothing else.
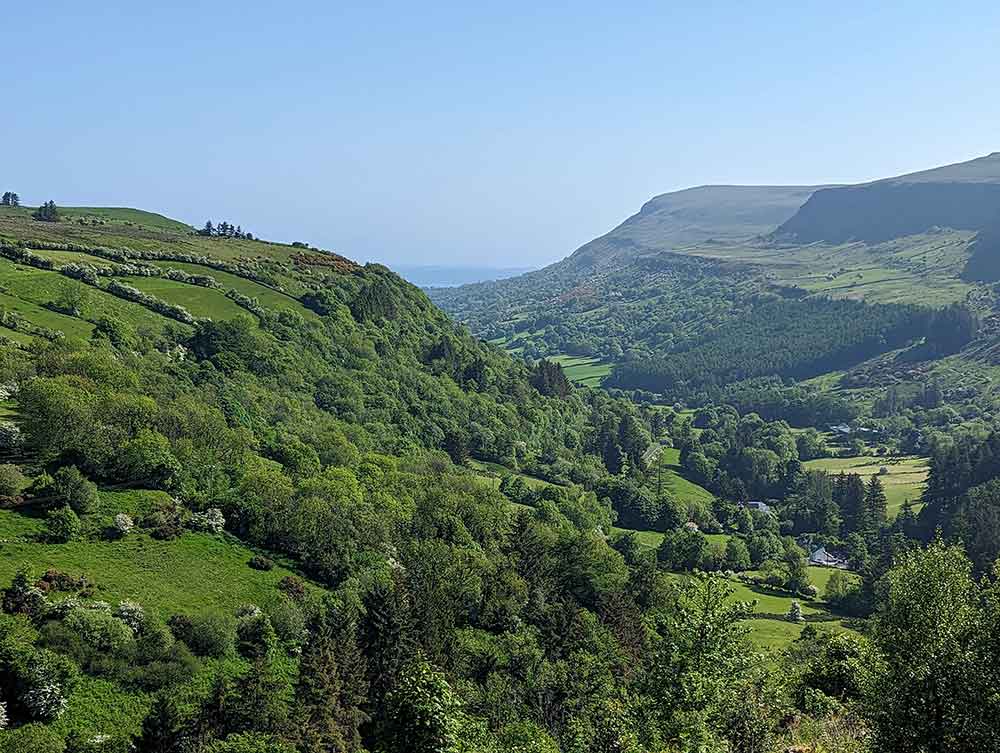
3,1,999,268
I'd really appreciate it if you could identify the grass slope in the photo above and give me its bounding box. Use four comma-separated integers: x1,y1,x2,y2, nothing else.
120,276,249,321
657,448,715,505
550,354,612,387
0,513,311,619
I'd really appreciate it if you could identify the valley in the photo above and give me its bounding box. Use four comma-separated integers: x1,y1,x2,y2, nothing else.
0,166,997,752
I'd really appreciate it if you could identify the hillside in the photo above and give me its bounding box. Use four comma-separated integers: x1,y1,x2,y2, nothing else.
3,200,816,751
776,153,1000,244
432,153,1000,434
1,198,998,752
562,184,827,271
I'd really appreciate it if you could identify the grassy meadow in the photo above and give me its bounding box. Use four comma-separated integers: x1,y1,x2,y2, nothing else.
803,454,928,515
550,354,613,387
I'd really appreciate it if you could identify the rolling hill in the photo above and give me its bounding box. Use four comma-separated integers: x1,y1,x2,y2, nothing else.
431,152,1000,433
0,199,715,750
561,184,829,271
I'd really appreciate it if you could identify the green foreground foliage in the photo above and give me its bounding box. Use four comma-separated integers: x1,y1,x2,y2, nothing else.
0,205,998,751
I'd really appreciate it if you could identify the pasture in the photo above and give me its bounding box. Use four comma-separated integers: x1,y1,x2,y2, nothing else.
550,354,612,387
803,454,928,515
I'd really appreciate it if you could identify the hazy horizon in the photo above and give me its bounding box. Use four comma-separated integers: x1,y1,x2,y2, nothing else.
4,2,999,268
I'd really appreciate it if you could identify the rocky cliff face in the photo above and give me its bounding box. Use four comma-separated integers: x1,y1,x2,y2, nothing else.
777,181,1000,244
777,153,1000,244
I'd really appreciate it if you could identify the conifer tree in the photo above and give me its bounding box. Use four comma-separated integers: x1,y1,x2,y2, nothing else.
138,693,184,753
864,475,888,535
295,622,351,753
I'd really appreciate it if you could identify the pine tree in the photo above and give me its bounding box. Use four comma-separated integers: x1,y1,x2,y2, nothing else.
10,193,18,207
228,657,291,736
1,192,10,206
295,622,351,753
138,693,184,753
835,472,866,535
201,220,215,236
864,475,888,535
361,579,415,720
190,673,231,747
32,200,59,222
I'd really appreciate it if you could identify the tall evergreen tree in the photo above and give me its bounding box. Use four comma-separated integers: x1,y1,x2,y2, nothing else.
138,693,184,753
360,578,415,725
863,475,888,535
834,472,865,535
296,622,350,753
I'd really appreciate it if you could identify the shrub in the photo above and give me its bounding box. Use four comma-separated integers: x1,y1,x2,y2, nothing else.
0,463,26,497
37,569,88,593
0,723,66,753
2,567,48,618
190,507,225,534
0,422,22,451
113,600,145,634
172,612,235,658
277,575,306,601
236,611,278,659
129,643,199,692
787,601,804,623
113,512,134,536
248,554,274,571
47,506,81,543
64,607,136,654
142,498,183,540
135,618,175,663
266,598,305,649
52,465,99,515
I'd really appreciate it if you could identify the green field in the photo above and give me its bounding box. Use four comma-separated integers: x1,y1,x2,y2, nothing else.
0,288,94,340
468,459,561,490
550,354,613,387
0,258,173,335
120,276,249,321
60,207,194,232
803,454,928,515
656,447,716,505
149,261,318,320
0,508,312,619
665,567,859,650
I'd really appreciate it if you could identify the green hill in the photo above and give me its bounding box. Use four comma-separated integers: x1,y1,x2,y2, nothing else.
0,199,745,751
431,153,1000,436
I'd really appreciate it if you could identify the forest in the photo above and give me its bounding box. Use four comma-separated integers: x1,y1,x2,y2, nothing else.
0,203,997,753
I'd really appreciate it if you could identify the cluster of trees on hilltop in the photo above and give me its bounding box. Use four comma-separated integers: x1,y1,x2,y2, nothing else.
32,200,60,222
0,191,20,206
198,220,254,240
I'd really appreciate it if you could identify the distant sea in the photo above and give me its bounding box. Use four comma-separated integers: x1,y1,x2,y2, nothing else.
393,265,533,288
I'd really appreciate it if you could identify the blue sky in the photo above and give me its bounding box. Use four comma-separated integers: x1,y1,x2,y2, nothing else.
3,1,998,267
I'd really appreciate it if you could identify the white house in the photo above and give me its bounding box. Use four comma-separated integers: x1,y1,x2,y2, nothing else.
809,547,849,569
